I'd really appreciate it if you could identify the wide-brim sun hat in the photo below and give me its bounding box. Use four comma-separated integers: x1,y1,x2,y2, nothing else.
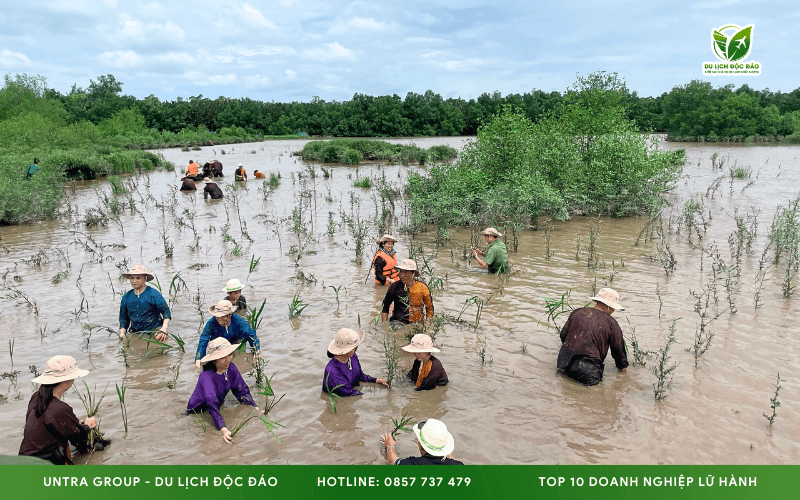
481,227,503,237
121,264,154,282
208,299,235,317
203,177,214,183
32,355,90,385
376,234,399,245
395,259,420,277
200,338,240,364
327,328,365,355
412,419,454,457
221,278,244,293
402,334,440,353
590,287,625,311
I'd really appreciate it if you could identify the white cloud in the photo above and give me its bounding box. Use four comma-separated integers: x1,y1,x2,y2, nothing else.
351,17,387,30
97,50,141,67
234,46,285,57
0,50,32,68
153,52,196,65
117,16,185,40
183,71,237,85
303,41,355,61
285,69,296,77
237,4,276,28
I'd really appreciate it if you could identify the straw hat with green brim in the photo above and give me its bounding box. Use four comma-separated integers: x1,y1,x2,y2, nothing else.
208,300,235,317
200,338,240,364
328,328,365,355
395,259,420,276
589,287,624,311
121,264,154,281
412,419,454,457
402,334,440,353
221,279,243,293
376,234,398,245
32,355,90,385
480,227,503,237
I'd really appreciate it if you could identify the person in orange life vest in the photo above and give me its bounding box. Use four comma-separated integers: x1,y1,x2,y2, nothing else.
373,234,399,285
186,160,203,181
253,170,266,179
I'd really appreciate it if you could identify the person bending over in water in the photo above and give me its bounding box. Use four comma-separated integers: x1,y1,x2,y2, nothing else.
203,177,224,199
403,334,448,391
19,356,98,464
253,170,266,179
322,328,388,396
187,338,258,444
180,176,197,191
380,418,463,465
556,287,628,386
195,300,260,369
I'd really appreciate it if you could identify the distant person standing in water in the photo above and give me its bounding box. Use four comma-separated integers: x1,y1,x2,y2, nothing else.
373,234,399,286
221,278,247,316
556,287,628,386
180,176,197,191
27,158,40,179
472,227,509,273
210,158,224,177
235,163,247,181
203,177,224,200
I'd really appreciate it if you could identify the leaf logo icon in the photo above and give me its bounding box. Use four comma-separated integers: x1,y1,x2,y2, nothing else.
711,24,754,62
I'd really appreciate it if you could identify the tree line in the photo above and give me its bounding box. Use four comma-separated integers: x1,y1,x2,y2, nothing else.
6,73,800,142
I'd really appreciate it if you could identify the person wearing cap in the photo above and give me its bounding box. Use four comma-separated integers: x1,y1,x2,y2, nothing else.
322,328,389,396
556,287,629,386
380,418,462,465
253,170,266,179
472,227,509,274
195,300,260,369
203,177,224,200
118,265,171,342
187,338,258,444
373,234,399,286
381,259,434,324
234,163,247,182
403,334,448,391
221,278,247,316
19,356,98,464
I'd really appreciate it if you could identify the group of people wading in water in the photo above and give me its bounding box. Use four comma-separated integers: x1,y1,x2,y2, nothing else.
18,220,628,466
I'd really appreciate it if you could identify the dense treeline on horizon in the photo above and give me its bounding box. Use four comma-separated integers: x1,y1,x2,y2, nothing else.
5,73,800,142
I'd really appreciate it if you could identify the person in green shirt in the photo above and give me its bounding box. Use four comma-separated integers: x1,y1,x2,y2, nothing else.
26,158,40,179
472,227,509,273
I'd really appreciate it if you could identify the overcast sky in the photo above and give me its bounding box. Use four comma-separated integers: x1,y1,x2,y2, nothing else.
0,0,796,102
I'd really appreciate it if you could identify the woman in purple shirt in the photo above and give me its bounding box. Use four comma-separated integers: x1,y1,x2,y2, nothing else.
187,338,258,444
322,328,389,396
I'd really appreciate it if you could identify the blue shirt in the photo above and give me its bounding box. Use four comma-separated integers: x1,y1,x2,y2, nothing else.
195,314,260,361
119,286,171,333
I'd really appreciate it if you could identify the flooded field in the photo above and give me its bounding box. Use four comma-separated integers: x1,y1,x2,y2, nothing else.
0,137,798,464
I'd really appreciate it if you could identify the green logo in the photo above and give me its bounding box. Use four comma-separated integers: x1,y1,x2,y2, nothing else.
712,24,753,62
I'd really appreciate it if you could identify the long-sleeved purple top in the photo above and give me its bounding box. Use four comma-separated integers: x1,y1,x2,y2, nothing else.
321,353,376,397
186,362,255,430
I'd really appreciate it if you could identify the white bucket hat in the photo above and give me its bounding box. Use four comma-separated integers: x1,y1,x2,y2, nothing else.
590,287,624,311
376,234,398,245
238,163,243,167
402,334,440,353
121,264,154,282
208,299,235,317
200,338,240,364
481,227,503,237
221,279,244,293
395,259,420,277
203,177,214,183
327,328,365,356
412,418,454,457
32,356,90,385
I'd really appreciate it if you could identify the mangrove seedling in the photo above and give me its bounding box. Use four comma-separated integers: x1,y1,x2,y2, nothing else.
248,255,261,279
8,338,14,366
477,345,492,366
288,294,309,318
763,373,782,426
382,332,399,387
651,320,679,402
246,299,266,331
167,364,180,389
115,382,128,434
229,408,284,443
390,412,414,438
328,285,346,306
324,372,346,414
73,380,111,450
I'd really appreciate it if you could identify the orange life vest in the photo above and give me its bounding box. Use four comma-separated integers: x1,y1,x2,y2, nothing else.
187,163,199,176
373,249,398,284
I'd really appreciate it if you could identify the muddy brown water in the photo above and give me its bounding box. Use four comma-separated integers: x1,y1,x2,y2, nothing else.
0,137,798,464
